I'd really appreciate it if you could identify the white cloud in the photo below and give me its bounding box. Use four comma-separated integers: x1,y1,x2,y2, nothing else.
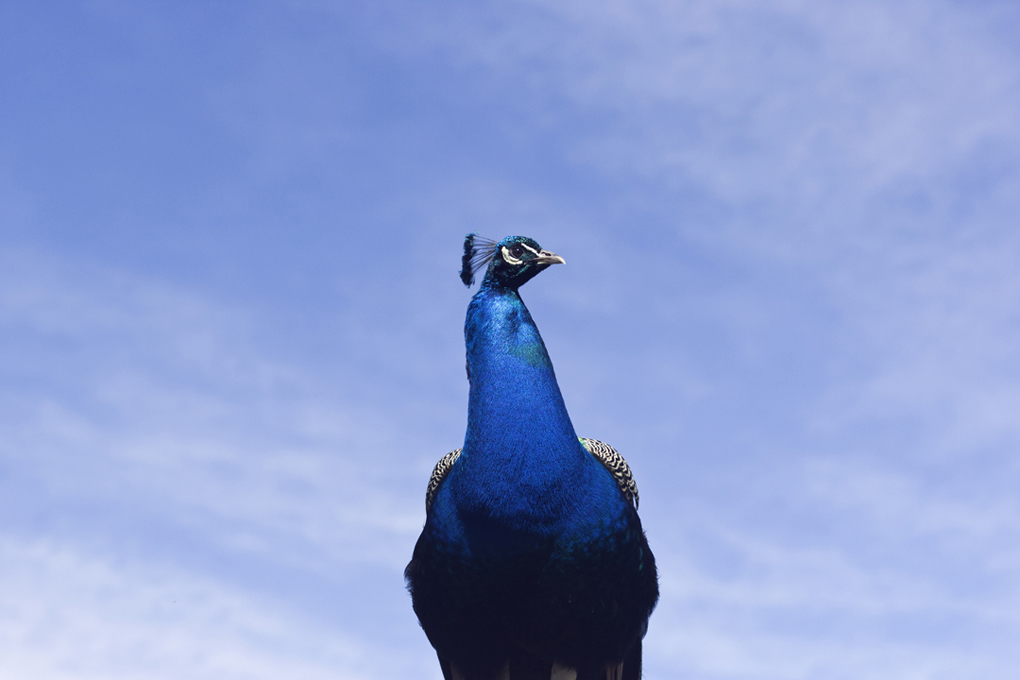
368,0,1020,247
0,534,433,680
0,248,438,677
0,247,427,565
645,493,1020,678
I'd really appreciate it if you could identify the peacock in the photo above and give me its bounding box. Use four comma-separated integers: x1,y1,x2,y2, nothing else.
405,235,658,680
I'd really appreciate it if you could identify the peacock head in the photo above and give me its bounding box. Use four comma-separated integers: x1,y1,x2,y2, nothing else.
459,234,566,290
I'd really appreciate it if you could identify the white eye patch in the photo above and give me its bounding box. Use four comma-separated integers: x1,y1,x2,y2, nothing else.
500,243,539,265
501,246,523,265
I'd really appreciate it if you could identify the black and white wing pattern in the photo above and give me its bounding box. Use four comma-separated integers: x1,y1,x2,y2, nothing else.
425,448,461,512
424,439,639,512
580,437,640,510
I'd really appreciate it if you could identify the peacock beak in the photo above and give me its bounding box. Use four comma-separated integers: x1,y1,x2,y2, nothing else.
534,250,566,266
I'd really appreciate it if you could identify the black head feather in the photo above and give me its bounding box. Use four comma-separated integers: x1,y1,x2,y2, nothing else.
459,233,498,287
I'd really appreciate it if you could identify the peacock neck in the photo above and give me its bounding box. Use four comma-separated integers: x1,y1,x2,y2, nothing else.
462,285,581,473
441,283,625,548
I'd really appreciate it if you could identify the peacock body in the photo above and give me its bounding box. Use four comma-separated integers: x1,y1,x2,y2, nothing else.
406,235,658,680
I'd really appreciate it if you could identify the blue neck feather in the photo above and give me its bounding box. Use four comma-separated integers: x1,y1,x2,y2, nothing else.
463,286,580,478
433,282,625,556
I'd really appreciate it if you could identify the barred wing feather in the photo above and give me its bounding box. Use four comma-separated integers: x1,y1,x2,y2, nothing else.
424,439,638,512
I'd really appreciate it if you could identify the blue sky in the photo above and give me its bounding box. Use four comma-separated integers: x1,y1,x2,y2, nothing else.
2,1,1019,678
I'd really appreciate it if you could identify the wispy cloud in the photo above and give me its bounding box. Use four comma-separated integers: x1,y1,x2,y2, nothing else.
646,477,1020,678
0,538,363,680
0,248,437,678
0,534,422,680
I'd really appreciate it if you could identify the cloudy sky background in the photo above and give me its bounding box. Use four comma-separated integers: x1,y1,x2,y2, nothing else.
2,1,1019,678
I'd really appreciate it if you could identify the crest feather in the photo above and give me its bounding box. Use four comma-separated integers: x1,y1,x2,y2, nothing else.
459,233,498,286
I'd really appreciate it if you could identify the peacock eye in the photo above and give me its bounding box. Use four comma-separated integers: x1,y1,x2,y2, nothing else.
510,245,525,258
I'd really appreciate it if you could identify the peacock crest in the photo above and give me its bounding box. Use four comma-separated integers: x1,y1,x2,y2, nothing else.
459,233,498,287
